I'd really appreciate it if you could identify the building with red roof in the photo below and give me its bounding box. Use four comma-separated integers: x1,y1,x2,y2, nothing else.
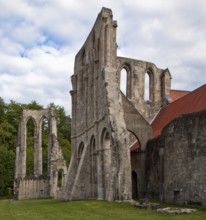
170,89,190,103
129,83,206,205
145,84,206,205
152,84,206,137
61,7,206,205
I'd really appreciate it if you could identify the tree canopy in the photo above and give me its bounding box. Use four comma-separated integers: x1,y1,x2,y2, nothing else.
0,98,71,197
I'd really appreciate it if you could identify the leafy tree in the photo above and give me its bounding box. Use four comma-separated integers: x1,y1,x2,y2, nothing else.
0,97,71,197
3,100,24,152
0,98,5,123
25,101,43,110
0,146,15,196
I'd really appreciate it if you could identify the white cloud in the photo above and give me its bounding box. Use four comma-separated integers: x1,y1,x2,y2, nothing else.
0,0,31,19
0,36,24,55
0,54,32,75
0,0,206,115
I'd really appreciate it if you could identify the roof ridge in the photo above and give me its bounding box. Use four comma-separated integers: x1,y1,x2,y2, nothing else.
170,89,191,92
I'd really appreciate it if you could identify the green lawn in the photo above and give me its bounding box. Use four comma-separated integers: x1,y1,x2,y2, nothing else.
0,199,206,220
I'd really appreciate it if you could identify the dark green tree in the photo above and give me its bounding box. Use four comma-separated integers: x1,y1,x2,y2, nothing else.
0,98,71,197
0,146,15,196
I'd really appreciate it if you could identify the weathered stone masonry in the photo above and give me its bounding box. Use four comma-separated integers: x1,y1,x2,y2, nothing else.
146,109,206,205
61,7,171,201
14,109,67,200
14,7,206,205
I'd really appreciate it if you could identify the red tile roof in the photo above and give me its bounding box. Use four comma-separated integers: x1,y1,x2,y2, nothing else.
152,84,206,137
170,90,190,103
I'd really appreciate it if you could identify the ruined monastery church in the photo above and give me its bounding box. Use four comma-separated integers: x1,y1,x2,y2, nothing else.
15,7,206,205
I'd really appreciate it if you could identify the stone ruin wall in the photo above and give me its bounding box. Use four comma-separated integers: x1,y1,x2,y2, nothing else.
146,109,206,205
145,136,163,200
16,177,50,200
13,7,206,205
14,109,67,200
61,7,172,201
117,57,171,123
14,7,173,202
62,7,132,201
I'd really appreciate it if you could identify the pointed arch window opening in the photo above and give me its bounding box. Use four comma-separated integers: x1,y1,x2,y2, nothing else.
101,128,111,199
120,68,127,96
41,117,49,176
90,137,96,156
144,72,150,101
120,66,132,99
90,136,97,198
78,142,84,165
26,118,35,176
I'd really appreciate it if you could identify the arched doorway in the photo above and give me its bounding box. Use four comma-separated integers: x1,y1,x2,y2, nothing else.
128,130,141,200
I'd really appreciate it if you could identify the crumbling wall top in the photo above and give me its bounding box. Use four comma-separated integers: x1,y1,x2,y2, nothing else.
75,7,116,62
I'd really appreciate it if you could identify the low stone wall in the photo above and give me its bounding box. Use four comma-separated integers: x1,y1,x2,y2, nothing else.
15,177,50,200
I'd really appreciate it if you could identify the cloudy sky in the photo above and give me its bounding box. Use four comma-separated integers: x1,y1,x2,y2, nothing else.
0,0,206,114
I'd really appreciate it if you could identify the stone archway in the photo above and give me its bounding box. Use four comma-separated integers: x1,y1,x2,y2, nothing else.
14,109,67,200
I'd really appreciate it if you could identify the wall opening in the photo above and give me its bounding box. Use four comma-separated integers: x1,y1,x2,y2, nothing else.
132,171,138,199
90,136,97,198
41,116,49,176
128,130,141,200
120,68,127,96
57,169,64,188
26,117,35,176
101,128,111,199
78,142,84,164
174,190,181,202
144,72,150,101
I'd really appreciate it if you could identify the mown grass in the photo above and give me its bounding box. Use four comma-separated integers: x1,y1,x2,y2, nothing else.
0,199,206,220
